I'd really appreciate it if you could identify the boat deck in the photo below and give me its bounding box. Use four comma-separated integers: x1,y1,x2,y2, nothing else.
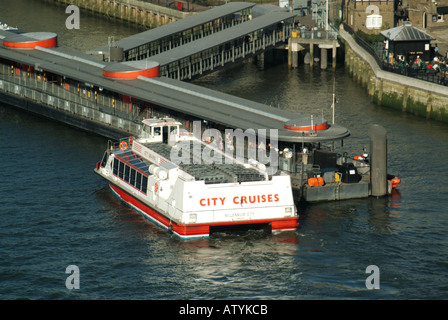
148,142,266,184
114,141,266,184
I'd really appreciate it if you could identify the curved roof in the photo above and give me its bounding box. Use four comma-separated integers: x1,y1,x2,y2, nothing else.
2,32,57,48
103,60,160,79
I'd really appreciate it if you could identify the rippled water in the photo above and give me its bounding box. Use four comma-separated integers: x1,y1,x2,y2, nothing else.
1,0,447,301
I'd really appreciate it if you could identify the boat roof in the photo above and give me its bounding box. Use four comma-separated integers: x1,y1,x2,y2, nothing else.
142,118,183,127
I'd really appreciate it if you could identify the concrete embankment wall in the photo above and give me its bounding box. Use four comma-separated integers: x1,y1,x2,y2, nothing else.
339,28,448,123
47,0,194,28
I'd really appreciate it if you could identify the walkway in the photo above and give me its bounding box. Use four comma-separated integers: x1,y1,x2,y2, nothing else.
90,2,255,61
90,3,296,80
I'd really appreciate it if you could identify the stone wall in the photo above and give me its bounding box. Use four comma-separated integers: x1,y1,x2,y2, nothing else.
344,1,395,34
47,0,194,28
341,27,448,123
406,0,448,30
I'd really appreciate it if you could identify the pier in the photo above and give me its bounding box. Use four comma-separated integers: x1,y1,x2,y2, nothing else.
1,2,398,202
89,3,296,80
0,25,347,143
286,13,340,70
89,2,255,62
0,3,312,143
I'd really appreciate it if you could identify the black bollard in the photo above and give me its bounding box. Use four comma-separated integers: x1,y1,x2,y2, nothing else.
369,124,387,197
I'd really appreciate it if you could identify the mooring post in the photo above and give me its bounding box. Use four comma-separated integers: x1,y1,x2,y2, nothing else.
369,124,387,197
288,37,292,68
310,43,314,68
291,41,299,69
332,41,337,69
320,47,327,69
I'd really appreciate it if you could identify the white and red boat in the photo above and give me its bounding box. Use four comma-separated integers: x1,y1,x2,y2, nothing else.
94,118,298,239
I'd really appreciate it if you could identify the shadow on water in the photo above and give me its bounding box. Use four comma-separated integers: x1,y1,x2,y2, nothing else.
297,190,403,236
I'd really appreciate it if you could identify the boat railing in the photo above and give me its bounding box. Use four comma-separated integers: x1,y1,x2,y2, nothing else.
107,137,132,152
107,140,118,151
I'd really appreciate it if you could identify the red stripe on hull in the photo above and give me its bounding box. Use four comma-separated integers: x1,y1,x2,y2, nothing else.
271,218,300,231
110,184,173,227
109,183,299,239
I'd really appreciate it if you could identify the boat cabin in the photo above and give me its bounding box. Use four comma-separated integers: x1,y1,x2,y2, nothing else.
140,118,183,145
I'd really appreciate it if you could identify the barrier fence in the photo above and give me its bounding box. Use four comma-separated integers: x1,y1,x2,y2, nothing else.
342,23,447,87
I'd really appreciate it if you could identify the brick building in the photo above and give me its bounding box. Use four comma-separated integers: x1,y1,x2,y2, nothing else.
339,0,448,34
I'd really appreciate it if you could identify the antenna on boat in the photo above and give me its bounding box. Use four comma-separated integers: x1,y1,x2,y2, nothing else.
331,76,336,124
331,92,335,124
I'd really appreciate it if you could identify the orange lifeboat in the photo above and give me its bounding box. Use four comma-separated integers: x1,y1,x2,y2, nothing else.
387,174,401,189
308,177,324,187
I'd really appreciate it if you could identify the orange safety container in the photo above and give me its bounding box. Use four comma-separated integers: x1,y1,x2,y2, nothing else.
308,177,324,187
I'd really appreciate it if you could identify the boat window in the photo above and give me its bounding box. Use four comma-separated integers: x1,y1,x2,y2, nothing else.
118,161,125,179
154,127,161,136
143,125,151,136
124,165,130,182
101,152,109,167
130,169,136,186
141,176,148,194
170,126,178,135
113,158,119,175
111,157,149,194
136,172,142,190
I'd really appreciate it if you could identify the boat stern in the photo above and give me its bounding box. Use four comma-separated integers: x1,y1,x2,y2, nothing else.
169,175,299,238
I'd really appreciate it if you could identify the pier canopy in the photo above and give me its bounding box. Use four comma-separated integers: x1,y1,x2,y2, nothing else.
150,10,296,79
90,2,255,61
2,32,57,49
381,22,435,62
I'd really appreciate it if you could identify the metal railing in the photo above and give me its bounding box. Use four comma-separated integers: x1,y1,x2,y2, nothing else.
382,63,448,86
342,23,384,68
0,63,143,120
342,23,448,87
0,63,144,134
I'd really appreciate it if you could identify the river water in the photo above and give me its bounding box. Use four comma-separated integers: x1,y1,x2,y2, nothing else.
1,0,447,301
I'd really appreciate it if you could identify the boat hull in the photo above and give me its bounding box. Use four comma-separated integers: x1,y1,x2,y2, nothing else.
109,183,299,239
